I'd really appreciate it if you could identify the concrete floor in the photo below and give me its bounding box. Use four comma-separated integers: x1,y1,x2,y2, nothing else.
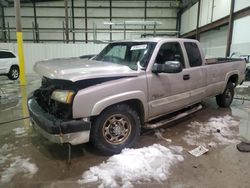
0,75,250,188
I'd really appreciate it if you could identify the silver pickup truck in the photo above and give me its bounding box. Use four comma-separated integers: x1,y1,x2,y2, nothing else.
28,38,246,154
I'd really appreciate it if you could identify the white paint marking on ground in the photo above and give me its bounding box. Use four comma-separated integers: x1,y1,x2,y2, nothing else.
78,144,184,188
12,127,27,137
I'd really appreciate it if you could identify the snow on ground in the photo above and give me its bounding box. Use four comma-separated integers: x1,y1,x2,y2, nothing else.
0,157,38,183
78,144,184,188
12,127,27,137
154,129,172,143
169,146,183,153
0,144,14,165
183,115,239,146
0,143,38,184
237,81,250,88
0,143,14,153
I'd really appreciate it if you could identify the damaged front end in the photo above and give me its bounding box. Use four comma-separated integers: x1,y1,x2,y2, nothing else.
34,77,74,120
28,76,126,145
28,77,91,145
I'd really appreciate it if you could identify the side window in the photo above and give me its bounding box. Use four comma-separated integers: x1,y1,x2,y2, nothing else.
155,42,185,68
105,45,127,60
184,42,202,67
0,51,16,59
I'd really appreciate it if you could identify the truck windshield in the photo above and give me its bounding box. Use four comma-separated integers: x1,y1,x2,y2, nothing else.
94,42,156,70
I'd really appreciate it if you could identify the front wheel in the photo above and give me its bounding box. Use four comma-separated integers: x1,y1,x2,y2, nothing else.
90,104,141,155
216,82,235,107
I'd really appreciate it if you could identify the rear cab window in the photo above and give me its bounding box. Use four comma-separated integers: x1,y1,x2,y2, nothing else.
0,51,16,59
184,42,202,67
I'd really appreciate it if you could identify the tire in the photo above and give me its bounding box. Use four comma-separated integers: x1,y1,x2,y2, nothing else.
8,66,19,80
90,104,141,155
216,82,235,107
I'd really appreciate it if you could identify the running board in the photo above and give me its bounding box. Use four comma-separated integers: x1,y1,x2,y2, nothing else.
144,104,203,129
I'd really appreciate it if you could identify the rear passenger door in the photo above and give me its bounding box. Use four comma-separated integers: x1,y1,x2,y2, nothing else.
183,42,206,105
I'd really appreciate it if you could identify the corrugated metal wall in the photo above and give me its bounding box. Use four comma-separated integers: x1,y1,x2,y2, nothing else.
3,0,179,43
231,15,250,55
0,43,107,73
180,0,250,58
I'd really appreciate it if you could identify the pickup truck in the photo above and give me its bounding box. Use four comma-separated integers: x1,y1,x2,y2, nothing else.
28,38,246,155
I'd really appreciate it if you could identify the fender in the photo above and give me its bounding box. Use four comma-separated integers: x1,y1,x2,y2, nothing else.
222,70,239,92
91,90,148,120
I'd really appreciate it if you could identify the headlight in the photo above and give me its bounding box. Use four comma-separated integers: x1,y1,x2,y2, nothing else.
51,90,75,104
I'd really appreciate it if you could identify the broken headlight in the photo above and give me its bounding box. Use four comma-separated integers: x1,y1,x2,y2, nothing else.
51,90,75,104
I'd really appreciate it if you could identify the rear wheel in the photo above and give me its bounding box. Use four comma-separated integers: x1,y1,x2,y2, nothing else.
216,82,235,107
90,104,141,155
8,66,19,80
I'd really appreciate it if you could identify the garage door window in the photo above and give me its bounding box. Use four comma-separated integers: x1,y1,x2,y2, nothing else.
184,42,202,67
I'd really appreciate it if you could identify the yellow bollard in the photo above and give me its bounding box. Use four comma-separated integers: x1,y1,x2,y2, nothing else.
16,32,27,86
20,85,29,128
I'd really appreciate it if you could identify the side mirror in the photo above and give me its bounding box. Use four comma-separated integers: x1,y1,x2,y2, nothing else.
152,61,183,74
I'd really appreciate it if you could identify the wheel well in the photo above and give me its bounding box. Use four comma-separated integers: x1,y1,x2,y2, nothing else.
122,99,145,124
94,99,145,124
228,74,238,87
10,65,19,71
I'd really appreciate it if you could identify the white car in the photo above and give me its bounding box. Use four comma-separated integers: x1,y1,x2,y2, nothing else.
0,50,19,80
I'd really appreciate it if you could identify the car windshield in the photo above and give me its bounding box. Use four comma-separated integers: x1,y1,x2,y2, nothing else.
94,42,156,70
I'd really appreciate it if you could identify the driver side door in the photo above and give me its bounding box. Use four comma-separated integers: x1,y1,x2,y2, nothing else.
147,42,190,119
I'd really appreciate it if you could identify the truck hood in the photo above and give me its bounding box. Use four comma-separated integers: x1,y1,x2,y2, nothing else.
34,57,139,82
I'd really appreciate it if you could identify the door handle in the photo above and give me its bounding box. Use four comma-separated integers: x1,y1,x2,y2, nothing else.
183,74,190,80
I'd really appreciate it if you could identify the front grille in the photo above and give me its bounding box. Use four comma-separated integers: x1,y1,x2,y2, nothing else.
34,77,73,120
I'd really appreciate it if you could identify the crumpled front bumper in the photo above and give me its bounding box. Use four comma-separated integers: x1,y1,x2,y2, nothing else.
27,96,91,145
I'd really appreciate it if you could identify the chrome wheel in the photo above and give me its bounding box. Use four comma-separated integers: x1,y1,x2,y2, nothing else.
102,114,132,145
8,67,19,80
91,104,140,154
11,69,19,79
